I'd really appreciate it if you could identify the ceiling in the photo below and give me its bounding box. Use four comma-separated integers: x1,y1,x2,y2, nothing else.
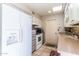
24,3,66,16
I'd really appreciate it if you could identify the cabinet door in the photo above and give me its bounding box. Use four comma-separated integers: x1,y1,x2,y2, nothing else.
64,4,74,27
64,3,79,26
69,4,76,24
69,4,79,24
64,4,70,27
67,4,72,25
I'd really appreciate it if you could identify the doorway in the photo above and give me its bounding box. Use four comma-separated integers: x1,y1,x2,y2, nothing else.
45,19,59,46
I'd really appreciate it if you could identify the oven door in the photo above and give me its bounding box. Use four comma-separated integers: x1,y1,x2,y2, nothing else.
36,33,43,49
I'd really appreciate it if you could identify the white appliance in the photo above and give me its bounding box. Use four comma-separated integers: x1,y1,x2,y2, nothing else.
32,26,43,50
1,4,32,56
36,33,43,50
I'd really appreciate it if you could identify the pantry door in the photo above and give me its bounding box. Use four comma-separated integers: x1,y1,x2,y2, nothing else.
45,19,58,45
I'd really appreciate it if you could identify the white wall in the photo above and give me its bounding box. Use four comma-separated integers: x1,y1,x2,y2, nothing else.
42,14,64,32
42,14,64,45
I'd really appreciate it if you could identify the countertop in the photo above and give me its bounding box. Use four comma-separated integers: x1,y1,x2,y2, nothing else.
58,33,79,55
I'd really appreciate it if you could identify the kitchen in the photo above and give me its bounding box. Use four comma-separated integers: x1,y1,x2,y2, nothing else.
0,3,79,56
31,3,79,56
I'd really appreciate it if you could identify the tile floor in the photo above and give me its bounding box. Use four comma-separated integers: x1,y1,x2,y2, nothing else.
32,44,57,56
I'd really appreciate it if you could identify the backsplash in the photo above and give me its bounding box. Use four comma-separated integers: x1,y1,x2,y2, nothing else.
65,27,79,38
65,27,79,33
72,27,79,38
65,27,72,32
64,27,73,35
72,27,79,33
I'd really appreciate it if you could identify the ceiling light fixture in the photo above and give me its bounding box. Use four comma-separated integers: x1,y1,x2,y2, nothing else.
52,5,62,12
48,10,51,13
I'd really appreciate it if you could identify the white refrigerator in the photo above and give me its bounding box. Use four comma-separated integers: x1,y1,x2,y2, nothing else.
1,4,32,56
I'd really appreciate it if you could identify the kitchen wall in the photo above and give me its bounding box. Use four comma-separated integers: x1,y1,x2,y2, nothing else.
42,14,64,32
41,14,64,45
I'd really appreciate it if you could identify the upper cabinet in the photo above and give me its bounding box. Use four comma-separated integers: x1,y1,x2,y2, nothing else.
64,4,71,27
32,16,42,27
64,3,79,27
70,4,79,25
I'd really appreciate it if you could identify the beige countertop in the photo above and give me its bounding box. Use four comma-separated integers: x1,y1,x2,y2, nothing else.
58,33,79,55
